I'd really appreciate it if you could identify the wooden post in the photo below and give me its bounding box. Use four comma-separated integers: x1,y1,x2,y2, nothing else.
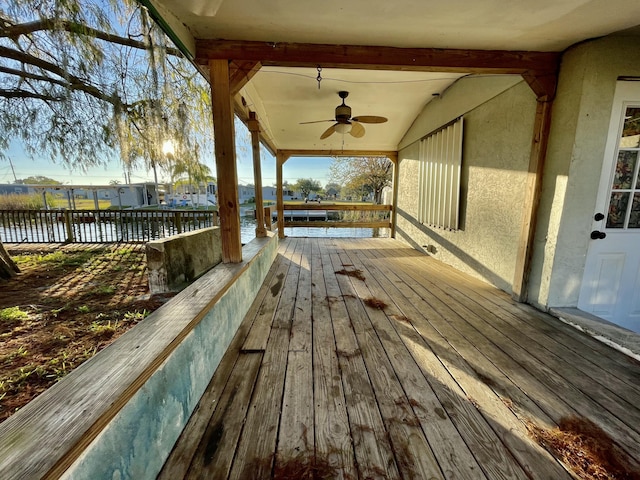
210,59,242,263
512,98,554,302
276,151,286,239
174,212,182,234
389,153,399,238
264,206,273,230
248,112,267,237
93,190,99,210
63,210,74,243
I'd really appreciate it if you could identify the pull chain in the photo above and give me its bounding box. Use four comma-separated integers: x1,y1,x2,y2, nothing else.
316,66,323,89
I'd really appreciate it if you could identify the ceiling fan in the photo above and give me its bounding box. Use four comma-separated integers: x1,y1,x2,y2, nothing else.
301,91,388,139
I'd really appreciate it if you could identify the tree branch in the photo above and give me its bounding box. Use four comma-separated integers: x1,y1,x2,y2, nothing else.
0,64,70,89
0,88,63,101
0,45,123,107
1,18,182,57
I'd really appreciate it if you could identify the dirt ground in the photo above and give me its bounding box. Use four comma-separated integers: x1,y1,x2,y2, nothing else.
0,243,175,423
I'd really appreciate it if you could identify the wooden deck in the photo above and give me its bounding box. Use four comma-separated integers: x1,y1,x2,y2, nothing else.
159,238,640,479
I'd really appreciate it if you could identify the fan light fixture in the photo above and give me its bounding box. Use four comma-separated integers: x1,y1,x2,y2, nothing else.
334,123,352,135
300,91,388,139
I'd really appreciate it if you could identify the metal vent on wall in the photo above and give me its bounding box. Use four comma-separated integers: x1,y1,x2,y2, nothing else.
417,117,463,230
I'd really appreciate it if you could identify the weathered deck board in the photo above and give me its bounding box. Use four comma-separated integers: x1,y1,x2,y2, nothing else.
185,352,263,479
350,239,570,479
335,240,529,479
164,237,640,479
382,249,640,457
410,251,640,421
310,239,356,479
351,239,573,479
276,238,314,473
330,249,444,479
323,247,401,479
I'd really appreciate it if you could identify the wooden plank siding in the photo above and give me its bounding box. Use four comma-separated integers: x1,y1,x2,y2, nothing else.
161,238,640,479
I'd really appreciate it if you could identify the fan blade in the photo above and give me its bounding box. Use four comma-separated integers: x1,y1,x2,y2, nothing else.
351,115,387,124
350,121,365,138
320,124,337,139
300,119,335,124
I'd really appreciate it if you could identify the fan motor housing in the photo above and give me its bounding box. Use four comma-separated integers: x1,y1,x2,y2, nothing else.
336,104,351,121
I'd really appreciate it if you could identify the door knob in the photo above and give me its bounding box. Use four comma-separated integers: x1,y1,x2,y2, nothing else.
590,230,606,240
594,212,605,221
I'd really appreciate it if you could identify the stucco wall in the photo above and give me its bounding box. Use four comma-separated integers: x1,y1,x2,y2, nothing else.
528,34,640,309
396,79,536,292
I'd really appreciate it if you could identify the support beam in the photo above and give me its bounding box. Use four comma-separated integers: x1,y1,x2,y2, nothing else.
249,111,267,238
276,151,286,239
389,153,399,238
229,60,261,95
512,98,554,302
233,95,278,156
196,40,560,75
279,149,397,158
210,59,242,263
521,71,558,101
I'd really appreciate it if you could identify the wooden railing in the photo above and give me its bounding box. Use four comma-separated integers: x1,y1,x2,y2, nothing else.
275,203,392,229
0,209,218,244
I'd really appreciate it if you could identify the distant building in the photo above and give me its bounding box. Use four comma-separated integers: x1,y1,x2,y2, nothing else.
0,183,158,209
0,184,30,195
262,187,301,202
239,185,255,204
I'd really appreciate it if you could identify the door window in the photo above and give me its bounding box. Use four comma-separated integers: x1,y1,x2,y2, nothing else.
607,106,640,229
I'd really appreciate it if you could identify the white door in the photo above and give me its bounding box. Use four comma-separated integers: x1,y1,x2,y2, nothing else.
578,81,640,332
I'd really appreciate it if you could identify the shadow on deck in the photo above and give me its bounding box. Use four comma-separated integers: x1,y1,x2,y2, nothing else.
160,238,640,479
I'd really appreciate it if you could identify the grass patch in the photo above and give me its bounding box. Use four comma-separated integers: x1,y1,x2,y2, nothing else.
93,285,115,295
123,309,149,322
20,250,97,268
0,244,170,423
90,321,119,338
0,307,28,323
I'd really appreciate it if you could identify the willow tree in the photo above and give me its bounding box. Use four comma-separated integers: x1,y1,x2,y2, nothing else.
0,0,213,276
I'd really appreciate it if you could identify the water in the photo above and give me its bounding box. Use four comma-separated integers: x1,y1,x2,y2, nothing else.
239,216,388,244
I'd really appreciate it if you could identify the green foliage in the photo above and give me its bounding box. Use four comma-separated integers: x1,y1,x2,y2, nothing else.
123,309,149,322
0,193,45,210
0,306,28,323
34,250,94,267
90,320,118,337
93,285,115,295
77,305,90,314
14,176,62,185
294,178,322,198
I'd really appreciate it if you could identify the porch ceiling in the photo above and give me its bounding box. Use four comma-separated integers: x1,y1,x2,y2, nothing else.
149,0,640,152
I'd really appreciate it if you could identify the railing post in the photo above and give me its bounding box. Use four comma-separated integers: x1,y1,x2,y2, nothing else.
174,211,182,234
63,209,74,243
